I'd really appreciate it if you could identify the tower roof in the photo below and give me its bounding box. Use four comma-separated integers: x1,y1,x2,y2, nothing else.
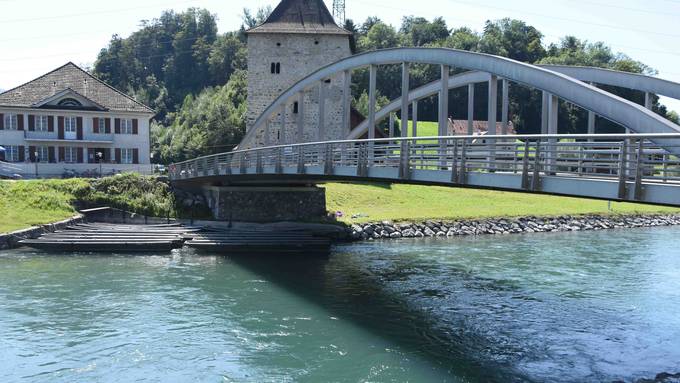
247,0,351,35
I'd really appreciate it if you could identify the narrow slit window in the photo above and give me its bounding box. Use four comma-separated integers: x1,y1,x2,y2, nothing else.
271,63,276,74
276,62,281,74
293,102,299,114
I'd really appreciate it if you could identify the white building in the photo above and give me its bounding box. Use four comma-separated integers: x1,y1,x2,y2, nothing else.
240,0,352,148
0,62,154,178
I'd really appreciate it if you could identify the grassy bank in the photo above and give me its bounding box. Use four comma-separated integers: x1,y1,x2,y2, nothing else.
323,182,680,224
0,174,177,234
2,174,679,234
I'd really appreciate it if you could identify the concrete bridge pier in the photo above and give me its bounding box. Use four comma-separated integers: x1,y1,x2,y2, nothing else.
201,185,327,223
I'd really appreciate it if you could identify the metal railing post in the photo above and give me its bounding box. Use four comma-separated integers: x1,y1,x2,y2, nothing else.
256,151,263,174
531,140,542,191
297,146,305,174
633,138,645,200
458,139,468,184
521,139,531,190
617,140,628,200
450,139,459,183
275,147,283,174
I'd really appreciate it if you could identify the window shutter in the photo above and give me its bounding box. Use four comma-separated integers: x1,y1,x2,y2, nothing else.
28,115,35,131
48,116,54,132
0,113,4,130
17,114,24,131
132,148,139,164
18,146,25,162
104,148,111,162
114,118,121,134
105,118,111,134
58,147,65,162
93,117,99,133
132,119,138,135
48,147,55,163
76,117,83,140
29,146,36,162
115,148,121,164
77,147,84,163
58,117,64,139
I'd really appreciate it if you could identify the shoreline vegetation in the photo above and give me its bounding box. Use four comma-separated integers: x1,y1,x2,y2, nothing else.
2,175,680,235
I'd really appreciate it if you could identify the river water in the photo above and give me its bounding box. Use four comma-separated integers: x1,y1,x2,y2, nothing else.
1,227,679,382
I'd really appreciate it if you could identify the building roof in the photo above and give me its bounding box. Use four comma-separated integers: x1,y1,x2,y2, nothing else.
0,62,154,114
448,119,516,135
247,0,351,35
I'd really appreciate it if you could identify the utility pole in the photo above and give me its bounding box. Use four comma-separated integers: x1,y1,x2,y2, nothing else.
332,0,345,25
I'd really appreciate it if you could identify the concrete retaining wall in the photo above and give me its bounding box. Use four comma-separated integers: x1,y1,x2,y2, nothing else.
0,215,84,250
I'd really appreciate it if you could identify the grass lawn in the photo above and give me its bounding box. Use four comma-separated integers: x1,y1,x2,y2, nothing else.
323,182,680,224
404,120,439,137
0,179,85,233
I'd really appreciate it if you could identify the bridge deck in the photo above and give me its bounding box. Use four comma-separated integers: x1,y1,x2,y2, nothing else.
170,134,680,207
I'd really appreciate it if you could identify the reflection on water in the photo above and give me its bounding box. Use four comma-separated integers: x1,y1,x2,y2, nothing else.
1,227,679,382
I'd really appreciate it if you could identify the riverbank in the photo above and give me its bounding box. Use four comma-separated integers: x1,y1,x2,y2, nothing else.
347,214,680,241
322,182,680,224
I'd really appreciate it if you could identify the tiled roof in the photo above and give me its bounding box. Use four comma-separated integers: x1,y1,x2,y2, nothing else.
0,62,154,114
247,0,350,35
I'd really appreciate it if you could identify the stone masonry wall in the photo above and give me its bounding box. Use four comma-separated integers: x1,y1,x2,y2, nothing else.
209,186,327,223
244,33,351,149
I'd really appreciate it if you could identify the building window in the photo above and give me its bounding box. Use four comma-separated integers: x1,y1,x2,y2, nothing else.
4,114,18,130
293,102,299,114
5,145,20,162
35,146,49,163
58,98,82,107
121,148,134,164
97,118,106,133
64,117,77,133
270,62,281,74
35,115,48,131
120,119,133,134
64,147,77,163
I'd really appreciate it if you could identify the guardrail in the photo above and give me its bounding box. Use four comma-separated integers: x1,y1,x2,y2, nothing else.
170,134,680,201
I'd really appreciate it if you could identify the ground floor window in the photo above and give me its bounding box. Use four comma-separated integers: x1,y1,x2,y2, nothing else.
4,145,20,162
64,147,77,163
121,148,133,164
35,146,49,163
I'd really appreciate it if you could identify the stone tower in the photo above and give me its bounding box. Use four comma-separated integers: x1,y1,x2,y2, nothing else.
242,0,352,148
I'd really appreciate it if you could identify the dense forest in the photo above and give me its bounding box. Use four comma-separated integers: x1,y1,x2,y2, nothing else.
92,7,679,164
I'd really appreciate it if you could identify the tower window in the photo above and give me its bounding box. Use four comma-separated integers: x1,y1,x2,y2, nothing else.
276,42,281,47
314,40,319,45
293,101,299,114
270,62,281,74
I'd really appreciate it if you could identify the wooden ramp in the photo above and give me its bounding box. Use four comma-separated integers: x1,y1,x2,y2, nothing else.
186,228,331,254
20,223,194,252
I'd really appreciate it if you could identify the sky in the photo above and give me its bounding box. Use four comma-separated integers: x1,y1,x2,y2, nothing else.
0,0,678,113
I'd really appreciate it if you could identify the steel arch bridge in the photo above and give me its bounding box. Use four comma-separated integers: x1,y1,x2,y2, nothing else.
170,48,680,207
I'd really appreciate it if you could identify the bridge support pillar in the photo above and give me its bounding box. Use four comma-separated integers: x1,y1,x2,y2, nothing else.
412,100,418,137
501,79,509,135
368,64,377,160
203,186,327,223
401,62,410,138
467,84,474,135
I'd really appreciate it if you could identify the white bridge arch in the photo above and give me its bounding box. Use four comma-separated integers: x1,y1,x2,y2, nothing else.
170,48,680,207
240,48,680,153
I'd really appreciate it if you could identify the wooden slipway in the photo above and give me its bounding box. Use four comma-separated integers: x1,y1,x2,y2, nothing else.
20,223,196,252
20,223,331,254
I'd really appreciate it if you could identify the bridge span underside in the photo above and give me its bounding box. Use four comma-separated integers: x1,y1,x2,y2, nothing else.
171,134,680,207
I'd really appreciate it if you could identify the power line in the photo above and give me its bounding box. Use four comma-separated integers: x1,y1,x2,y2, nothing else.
444,0,680,38
0,0,200,24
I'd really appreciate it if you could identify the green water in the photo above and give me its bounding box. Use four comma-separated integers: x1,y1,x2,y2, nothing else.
1,227,680,382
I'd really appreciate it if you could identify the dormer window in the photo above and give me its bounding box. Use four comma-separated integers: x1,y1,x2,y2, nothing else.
270,62,281,74
58,98,82,107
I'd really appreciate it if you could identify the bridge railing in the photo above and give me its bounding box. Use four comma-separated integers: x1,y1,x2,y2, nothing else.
170,134,680,192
